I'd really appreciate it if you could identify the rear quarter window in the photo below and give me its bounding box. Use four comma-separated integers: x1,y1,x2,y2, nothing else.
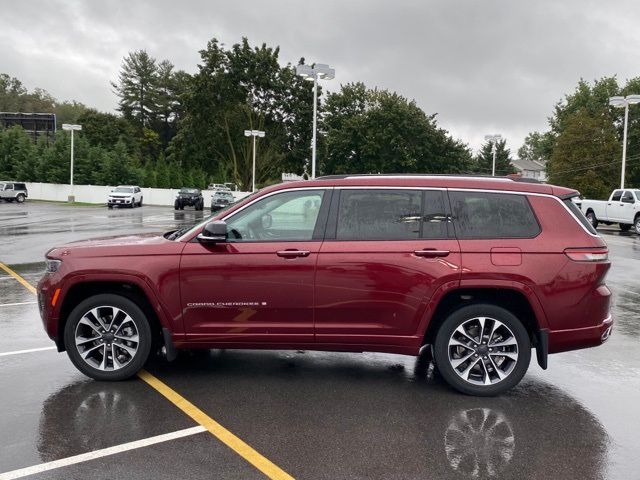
450,191,541,239
564,198,597,235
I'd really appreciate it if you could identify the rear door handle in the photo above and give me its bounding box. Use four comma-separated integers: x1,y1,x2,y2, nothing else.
414,249,450,258
276,249,310,258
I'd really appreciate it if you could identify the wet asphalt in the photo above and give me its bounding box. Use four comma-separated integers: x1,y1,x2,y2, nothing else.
0,201,638,479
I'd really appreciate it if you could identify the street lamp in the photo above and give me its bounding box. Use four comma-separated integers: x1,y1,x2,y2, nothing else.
244,129,265,192
295,63,335,179
484,134,503,176
62,124,82,200
609,95,640,189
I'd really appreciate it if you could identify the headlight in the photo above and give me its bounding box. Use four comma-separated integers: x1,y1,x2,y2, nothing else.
46,259,62,273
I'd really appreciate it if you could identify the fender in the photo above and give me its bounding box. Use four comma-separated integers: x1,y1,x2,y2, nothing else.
55,271,184,340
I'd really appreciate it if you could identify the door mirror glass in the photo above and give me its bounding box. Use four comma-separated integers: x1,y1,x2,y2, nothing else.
198,220,228,243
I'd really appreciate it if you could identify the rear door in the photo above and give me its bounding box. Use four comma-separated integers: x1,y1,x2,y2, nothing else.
314,188,461,348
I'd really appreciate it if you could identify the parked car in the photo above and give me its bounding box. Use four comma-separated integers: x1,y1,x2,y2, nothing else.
107,186,143,209
38,175,612,396
580,189,640,234
211,190,235,211
0,181,28,203
174,188,204,211
207,183,231,192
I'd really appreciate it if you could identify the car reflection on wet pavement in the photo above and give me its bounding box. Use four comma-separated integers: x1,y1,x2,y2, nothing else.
0,203,638,479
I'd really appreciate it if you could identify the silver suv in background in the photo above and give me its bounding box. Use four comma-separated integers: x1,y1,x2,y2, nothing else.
0,182,28,203
107,186,143,208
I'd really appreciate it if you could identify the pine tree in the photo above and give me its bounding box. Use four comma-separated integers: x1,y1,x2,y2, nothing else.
474,139,515,176
111,50,158,130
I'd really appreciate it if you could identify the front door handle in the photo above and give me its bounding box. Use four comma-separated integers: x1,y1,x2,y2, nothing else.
276,249,310,258
414,249,450,258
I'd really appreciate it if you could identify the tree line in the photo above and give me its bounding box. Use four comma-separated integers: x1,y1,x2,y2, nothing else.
1,37,519,190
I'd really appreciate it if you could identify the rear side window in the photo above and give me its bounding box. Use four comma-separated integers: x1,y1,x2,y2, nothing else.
14,183,26,190
564,198,597,234
336,189,422,240
622,191,634,203
450,191,540,239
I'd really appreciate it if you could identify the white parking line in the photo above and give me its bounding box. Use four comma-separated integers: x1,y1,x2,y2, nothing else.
0,301,37,308
0,426,207,479
0,346,56,357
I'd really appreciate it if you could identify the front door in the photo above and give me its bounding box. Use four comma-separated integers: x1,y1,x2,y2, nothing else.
314,188,461,348
180,188,330,345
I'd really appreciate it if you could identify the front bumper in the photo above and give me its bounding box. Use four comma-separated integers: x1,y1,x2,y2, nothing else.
108,197,133,205
548,313,613,354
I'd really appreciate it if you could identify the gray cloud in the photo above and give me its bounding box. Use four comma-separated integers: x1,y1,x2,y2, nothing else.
1,0,639,154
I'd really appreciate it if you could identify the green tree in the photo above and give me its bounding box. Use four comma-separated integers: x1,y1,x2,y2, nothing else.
155,154,170,188
547,108,619,199
111,50,158,130
517,131,554,162
473,139,515,176
322,83,472,175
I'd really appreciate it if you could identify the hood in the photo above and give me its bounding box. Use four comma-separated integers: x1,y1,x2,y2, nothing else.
46,232,184,259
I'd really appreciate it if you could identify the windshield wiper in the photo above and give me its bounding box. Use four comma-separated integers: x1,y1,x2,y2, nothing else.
166,227,190,241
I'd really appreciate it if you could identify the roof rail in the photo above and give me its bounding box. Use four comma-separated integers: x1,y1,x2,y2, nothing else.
314,173,519,181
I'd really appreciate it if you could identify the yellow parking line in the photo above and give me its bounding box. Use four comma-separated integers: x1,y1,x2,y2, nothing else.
138,370,294,480
0,262,37,295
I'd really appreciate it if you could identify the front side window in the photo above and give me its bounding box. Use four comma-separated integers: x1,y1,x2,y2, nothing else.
226,190,325,242
450,191,540,239
336,189,423,240
611,190,622,202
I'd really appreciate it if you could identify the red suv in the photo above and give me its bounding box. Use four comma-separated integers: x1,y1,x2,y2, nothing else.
37,175,612,395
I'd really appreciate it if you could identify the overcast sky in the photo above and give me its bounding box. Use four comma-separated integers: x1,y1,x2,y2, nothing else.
2,0,639,154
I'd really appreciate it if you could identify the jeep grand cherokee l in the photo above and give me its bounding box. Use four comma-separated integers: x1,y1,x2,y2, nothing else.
37,175,612,396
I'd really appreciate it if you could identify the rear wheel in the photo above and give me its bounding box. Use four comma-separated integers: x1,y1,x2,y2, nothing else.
16,193,25,203
138,197,143,207
585,211,598,229
433,304,531,396
64,294,152,381
635,215,640,235
620,223,632,232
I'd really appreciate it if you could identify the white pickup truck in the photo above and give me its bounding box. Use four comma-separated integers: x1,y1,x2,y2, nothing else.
580,189,640,234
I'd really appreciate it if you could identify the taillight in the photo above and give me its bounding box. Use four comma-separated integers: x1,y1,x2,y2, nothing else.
564,248,609,262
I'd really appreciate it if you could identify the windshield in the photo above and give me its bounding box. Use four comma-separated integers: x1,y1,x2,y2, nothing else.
180,188,199,194
113,187,133,193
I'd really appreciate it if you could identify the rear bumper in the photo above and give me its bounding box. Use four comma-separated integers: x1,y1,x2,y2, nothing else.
548,313,613,354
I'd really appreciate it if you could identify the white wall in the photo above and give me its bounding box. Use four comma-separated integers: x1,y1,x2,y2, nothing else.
24,183,251,206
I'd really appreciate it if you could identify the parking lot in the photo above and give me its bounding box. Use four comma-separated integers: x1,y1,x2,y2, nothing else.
1,201,639,479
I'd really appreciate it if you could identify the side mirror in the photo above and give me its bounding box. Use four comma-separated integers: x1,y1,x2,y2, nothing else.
197,220,228,243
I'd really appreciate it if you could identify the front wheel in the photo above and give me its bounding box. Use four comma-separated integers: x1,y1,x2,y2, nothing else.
635,216,640,235
433,304,531,396
585,211,598,229
64,294,152,381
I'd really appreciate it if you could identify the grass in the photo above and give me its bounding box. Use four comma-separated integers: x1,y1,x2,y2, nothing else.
28,199,102,207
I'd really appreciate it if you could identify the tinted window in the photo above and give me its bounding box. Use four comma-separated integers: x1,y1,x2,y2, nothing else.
564,198,597,234
622,191,634,203
450,191,540,239
422,190,450,239
14,183,26,190
611,190,622,202
336,189,422,240
226,190,325,241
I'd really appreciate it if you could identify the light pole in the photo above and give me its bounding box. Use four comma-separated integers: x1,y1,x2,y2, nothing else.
244,129,265,192
484,134,503,176
62,124,82,201
295,63,335,179
609,95,640,189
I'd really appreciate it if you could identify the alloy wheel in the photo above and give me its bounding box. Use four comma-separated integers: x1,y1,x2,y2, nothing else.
447,317,519,386
74,306,140,371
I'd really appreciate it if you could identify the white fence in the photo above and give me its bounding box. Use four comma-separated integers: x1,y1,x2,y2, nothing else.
24,183,251,206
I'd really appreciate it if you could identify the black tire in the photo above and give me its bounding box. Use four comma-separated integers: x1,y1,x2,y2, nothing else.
64,294,152,381
174,200,180,210
138,197,143,207
635,215,640,235
6,198,14,203
433,304,531,396
107,204,113,209
620,223,632,232
16,193,25,203
585,211,598,229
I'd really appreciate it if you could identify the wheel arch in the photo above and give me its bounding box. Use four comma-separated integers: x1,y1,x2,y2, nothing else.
58,280,165,352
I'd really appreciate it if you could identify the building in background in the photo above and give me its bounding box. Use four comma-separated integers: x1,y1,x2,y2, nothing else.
0,112,56,144
512,158,547,182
